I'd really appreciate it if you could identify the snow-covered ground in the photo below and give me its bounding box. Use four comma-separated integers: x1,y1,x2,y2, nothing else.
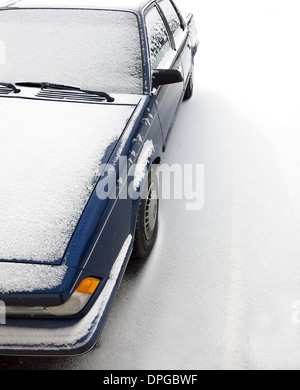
2,0,300,370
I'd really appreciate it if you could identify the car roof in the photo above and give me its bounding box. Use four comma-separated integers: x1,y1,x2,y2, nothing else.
0,0,154,12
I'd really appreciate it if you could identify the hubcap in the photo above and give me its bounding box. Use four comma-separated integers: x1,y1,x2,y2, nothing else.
144,183,158,240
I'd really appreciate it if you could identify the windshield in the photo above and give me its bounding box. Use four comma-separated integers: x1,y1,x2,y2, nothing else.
0,9,144,94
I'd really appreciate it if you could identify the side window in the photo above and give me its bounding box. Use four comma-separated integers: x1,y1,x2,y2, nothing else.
145,5,173,69
158,0,185,50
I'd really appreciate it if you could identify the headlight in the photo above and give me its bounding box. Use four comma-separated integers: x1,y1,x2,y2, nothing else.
5,278,100,318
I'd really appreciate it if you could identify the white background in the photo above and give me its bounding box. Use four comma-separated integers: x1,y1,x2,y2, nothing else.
2,0,300,370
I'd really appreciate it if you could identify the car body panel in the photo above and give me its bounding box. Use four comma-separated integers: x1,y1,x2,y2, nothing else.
0,95,139,265
0,235,133,356
0,0,198,355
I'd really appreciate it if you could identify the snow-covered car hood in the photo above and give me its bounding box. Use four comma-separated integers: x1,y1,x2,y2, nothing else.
0,96,138,264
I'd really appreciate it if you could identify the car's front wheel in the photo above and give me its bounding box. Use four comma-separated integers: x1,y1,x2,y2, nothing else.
133,167,159,260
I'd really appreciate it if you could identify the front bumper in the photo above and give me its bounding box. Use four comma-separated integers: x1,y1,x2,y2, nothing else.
0,235,132,356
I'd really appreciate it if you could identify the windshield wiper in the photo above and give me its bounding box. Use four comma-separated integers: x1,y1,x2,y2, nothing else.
0,82,21,94
16,82,115,102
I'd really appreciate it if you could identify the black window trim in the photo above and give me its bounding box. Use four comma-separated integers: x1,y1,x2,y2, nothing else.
169,0,187,31
156,0,188,53
143,0,183,93
157,0,185,36
144,2,176,56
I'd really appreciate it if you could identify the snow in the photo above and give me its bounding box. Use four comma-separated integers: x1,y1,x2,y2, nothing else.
0,264,68,293
133,140,154,191
146,5,173,69
0,98,134,263
2,0,147,11
0,9,143,94
112,97,147,165
2,0,300,371
0,235,132,351
0,40,5,64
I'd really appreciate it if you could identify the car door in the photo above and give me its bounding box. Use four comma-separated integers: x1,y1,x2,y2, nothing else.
144,2,184,143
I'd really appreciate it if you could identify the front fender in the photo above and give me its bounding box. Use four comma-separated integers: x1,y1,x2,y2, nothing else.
64,95,163,279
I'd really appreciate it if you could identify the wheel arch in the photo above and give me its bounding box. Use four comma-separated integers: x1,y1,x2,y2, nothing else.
129,152,161,246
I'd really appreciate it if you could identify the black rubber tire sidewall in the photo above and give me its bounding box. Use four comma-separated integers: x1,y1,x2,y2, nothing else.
133,168,159,260
184,66,194,100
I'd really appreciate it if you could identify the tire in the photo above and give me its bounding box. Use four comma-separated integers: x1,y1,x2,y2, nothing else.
184,66,194,100
133,167,159,260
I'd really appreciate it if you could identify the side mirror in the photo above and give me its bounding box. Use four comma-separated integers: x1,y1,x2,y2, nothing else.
152,69,184,89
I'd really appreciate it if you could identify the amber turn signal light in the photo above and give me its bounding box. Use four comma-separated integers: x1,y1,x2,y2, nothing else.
76,278,100,294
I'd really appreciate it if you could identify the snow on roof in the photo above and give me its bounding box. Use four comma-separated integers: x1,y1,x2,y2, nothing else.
0,0,152,12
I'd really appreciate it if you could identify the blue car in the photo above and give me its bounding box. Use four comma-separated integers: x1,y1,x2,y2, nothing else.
0,0,198,355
